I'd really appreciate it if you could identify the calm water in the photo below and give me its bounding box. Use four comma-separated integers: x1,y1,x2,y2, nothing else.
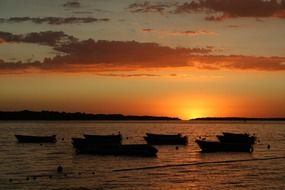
0,121,285,190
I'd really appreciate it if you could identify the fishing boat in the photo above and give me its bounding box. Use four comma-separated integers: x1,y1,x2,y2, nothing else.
144,133,188,145
72,138,92,148
72,137,121,148
83,133,122,145
195,139,253,152
195,132,257,152
72,133,122,149
15,135,56,143
217,132,256,144
75,143,158,157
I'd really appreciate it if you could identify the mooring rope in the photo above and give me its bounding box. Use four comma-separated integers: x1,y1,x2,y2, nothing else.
113,156,285,172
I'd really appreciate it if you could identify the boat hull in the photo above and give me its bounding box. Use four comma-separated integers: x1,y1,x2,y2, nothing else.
144,133,188,145
83,134,122,145
218,132,256,144
75,144,158,157
217,134,256,144
195,140,253,152
72,137,122,148
15,135,56,143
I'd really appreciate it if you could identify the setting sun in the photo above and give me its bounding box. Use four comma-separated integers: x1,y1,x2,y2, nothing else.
1,0,285,189
185,109,206,119
0,0,285,119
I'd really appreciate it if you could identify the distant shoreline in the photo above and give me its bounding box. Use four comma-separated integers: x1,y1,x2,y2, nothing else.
191,117,285,121
0,110,180,121
1,110,285,121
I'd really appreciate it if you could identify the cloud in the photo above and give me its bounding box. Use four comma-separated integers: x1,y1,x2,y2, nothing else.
0,31,21,42
129,0,285,21
128,1,175,13
72,11,94,15
191,55,285,71
164,30,218,36
175,0,285,21
95,73,160,78
0,31,77,46
63,1,80,8
142,28,153,32
173,30,218,36
2,53,285,74
0,31,212,73
0,17,110,25
227,25,240,28
142,28,218,36
47,39,204,69
1,31,285,74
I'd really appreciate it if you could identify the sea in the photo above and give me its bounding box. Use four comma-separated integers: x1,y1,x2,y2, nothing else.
0,121,284,190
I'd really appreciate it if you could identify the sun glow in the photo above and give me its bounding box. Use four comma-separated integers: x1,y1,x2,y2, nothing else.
188,109,205,119
174,95,231,120
175,103,209,120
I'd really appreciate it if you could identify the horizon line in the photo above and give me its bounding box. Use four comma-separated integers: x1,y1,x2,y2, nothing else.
1,110,285,121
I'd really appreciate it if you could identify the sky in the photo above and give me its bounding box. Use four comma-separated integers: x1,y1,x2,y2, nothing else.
0,0,285,119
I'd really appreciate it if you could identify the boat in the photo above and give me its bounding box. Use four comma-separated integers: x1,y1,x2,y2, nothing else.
72,137,121,148
195,132,257,152
72,133,122,149
15,135,56,143
217,132,256,144
83,134,122,145
75,143,158,157
195,139,253,152
144,133,188,145
72,138,93,148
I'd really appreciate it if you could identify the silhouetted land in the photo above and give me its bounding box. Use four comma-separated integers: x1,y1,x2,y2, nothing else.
0,110,180,120
191,117,285,121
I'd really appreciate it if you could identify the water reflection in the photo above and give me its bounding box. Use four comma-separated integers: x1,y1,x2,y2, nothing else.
0,121,284,190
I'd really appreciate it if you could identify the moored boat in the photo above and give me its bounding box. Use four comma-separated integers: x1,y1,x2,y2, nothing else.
72,137,92,148
217,132,256,144
72,133,157,157
144,133,188,145
75,144,158,157
195,139,253,152
15,135,56,143
83,133,122,145
72,137,122,148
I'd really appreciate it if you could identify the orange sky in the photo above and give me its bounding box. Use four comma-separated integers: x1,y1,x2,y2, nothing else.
0,0,285,119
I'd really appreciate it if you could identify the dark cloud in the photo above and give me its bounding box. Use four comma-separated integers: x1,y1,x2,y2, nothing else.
191,55,285,71
167,30,218,36
63,1,80,8
142,28,218,36
2,53,285,74
129,0,285,21
1,31,285,74
175,0,285,20
0,31,77,46
48,39,203,68
0,31,22,42
142,28,153,32
95,73,160,78
0,60,40,74
72,11,94,15
0,31,212,73
227,25,240,28
0,17,109,25
128,1,175,13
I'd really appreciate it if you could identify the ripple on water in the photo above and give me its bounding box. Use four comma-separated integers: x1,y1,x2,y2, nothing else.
1,121,285,190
